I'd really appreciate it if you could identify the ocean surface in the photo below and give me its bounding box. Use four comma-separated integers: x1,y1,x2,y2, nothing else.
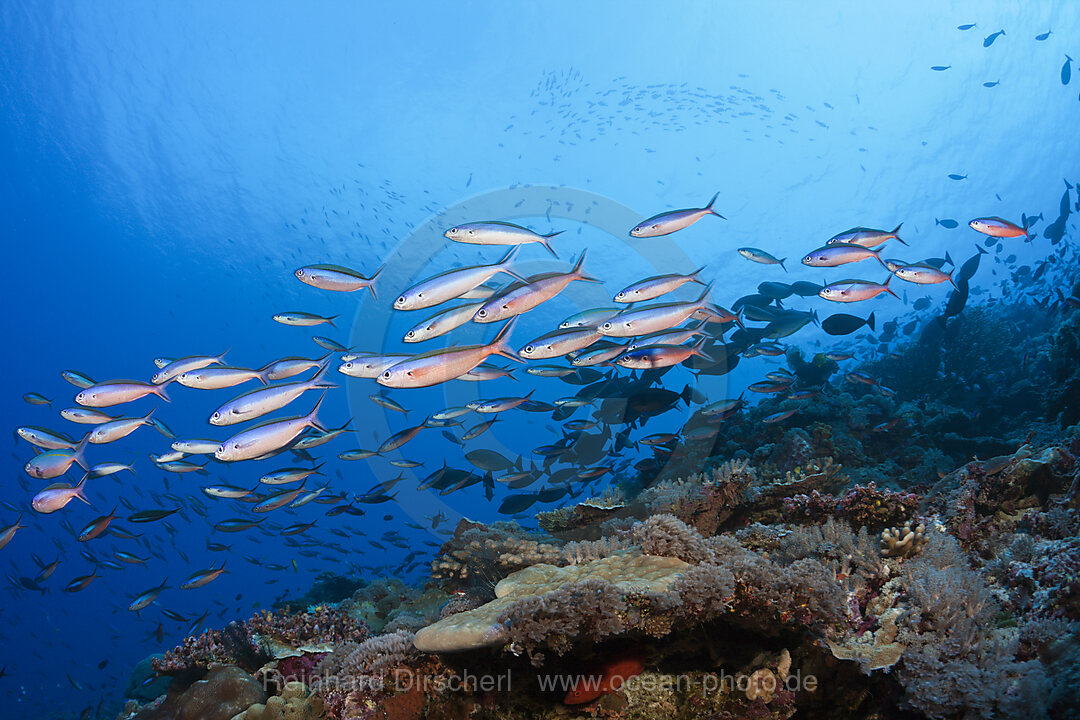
2,3,1079,719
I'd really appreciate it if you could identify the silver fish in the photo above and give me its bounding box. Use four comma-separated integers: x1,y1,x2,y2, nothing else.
802,243,887,268
151,352,227,384
520,327,602,359
60,407,118,425
445,221,561,257
338,354,411,379
32,474,91,513
17,426,75,450
394,247,526,311
630,193,723,237
825,224,905,248
210,365,335,426
474,251,599,323
295,263,383,298
215,395,327,462
599,284,712,337
819,278,899,302
403,302,484,342
378,320,521,388
76,380,170,408
614,266,705,303
273,311,338,327
88,409,156,444
260,354,330,381
737,248,787,270
25,436,89,479
177,367,268,390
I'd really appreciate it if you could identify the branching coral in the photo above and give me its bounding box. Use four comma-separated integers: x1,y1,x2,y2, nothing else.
880,520,927,558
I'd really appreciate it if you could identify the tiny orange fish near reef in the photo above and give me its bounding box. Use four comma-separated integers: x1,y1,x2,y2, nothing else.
564,657,645,705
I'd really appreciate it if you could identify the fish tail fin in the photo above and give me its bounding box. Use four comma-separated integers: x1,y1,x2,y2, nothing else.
696,281,714,306
976,244,988,255
948,270,958,289
866,312,876,331
151,383,171,403
367,264,385,300
74,473,92,506
490,318,525,363
945,250,954,266
690,337,714,362
891,223,908,245
255,369,270,385
690,265,707,284
704,192,725,218
780,258,787,272
216,348,230,365
541,231,562,258
497,245,519,268
311,362,338,390
306,393,329,433
572,250,602,283
73,435,91,471
328,315,339,328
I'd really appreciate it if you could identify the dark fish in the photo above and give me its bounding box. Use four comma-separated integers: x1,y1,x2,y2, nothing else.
64,572,98,592
982,81,999,88
956,245,989,283
982,29,1005,47
930,65,951,71
822,312,875,336
913,297,931,311
757,281,793,300
934,218,958,229
465,449,516,472
788,281,822,297
498,493,538,514
957,23,975,30
128,508,180,523
948,173,967,180
943,277,969,319
1064,55,1073,85
1035,30,1051,41
213,518,263,532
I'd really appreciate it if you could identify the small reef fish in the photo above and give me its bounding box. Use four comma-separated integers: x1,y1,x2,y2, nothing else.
474,251,600,323
614,267,706,303
76,380,170,408
445,221,562,257
968,216,1033,240
802,243,887,268
737,247,786,270
394,247,526,311
25,436,89,479
273,311,339,328
629,193,723,237
378,320,521,389
826,225,905,248
819,278,898,302
32,475,91,514
151,352,228,385
294,263,383,298
215,395,326,462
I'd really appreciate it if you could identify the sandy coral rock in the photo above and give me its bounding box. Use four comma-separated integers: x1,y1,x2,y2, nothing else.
178,666,267,720
746,668,778,703
231,682,324,720
827,607,906,672
413,553,689,652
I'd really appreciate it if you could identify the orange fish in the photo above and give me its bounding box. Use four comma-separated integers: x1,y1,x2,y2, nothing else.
564,657,645,705
968,216,1032,239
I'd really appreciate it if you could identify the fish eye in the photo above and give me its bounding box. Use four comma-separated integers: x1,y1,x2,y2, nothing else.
616,291,625,298
397,296,406,304
406,331,414,338
211,412,220,420
296,269,304,276
477,309,487,317
382,370,392,378
524,345,534,353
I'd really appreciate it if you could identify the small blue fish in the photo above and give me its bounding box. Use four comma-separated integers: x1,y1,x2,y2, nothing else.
1063,55,1072,86
1035,30,1051,41
957,23,975,31
983,29,1005,47
982,80,999,88
935,218,959,229
948,173,967,181
931,65,951,71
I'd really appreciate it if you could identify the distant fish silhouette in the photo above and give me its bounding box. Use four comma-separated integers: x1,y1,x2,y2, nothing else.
957,23,976,31
931,65,951,71
982,80,1000,88
983,29,1005,47
1035,29,1051,41
948,173,967,180
935,218,959,229
1063,55,1072,85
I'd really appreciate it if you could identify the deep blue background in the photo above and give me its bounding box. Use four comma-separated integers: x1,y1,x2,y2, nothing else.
1,2,1077,717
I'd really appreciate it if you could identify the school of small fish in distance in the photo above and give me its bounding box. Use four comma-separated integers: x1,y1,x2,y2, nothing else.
6,187,1064,617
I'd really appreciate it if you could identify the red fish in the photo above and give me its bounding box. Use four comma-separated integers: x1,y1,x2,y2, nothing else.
564,657,645,705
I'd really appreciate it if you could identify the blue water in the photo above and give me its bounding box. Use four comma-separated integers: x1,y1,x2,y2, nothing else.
2,2,1078,717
